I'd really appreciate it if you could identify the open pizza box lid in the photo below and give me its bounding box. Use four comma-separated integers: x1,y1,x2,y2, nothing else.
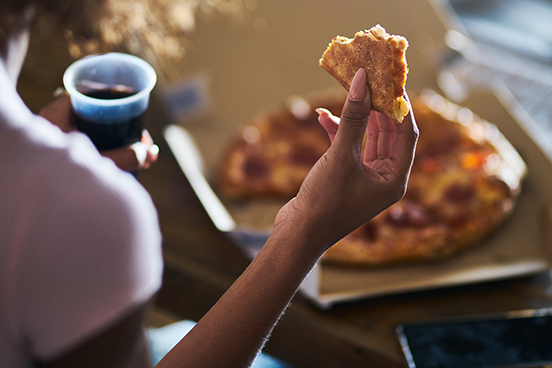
163,86,552,309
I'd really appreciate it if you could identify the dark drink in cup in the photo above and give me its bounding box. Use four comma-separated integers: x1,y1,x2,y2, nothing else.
74,86,145,150
63,53,157,152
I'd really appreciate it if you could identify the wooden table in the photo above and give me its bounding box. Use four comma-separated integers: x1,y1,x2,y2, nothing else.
139,98,552,368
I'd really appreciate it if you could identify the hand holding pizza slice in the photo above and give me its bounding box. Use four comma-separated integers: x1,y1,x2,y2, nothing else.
276,68,419,251
319,24,409,124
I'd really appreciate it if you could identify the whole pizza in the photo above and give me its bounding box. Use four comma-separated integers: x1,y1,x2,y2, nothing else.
218,90,526,267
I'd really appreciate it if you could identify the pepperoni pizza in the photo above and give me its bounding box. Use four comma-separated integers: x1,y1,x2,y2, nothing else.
218,91,526,266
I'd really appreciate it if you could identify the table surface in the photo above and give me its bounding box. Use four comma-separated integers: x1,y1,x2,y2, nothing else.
140,97,552,368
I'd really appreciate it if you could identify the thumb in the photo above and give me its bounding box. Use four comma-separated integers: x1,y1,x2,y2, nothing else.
332,68,372,153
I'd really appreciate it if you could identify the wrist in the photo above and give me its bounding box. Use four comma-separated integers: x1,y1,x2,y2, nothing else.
270,204,330,264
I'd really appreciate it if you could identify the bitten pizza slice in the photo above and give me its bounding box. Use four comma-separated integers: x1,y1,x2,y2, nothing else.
319,24,409,123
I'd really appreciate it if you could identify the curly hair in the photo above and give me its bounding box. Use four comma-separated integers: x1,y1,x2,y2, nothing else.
0,0,253,61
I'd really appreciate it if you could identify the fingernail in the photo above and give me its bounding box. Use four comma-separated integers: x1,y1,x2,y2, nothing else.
315,108,331,116
348,68,367,101
149,144,160,156
53,87,68,98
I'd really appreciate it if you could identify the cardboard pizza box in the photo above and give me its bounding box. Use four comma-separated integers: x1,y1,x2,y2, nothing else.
158,0,552,308
163,87,552,308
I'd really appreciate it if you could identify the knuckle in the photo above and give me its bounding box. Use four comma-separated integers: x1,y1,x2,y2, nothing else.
340,108,369,127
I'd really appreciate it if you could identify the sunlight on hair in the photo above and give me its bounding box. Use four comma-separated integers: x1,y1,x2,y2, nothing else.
64,0,257,62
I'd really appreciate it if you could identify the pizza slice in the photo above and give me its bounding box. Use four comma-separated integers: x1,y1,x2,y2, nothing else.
319,24,409,123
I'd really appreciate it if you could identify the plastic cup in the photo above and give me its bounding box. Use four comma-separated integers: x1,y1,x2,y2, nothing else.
63,52,157,151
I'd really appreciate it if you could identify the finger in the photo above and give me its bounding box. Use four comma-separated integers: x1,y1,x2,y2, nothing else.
315,108,339,142
143,144,159,169
375,111,396,159
332,68,372,155
390,93,419,173
141,129,154,145
363,112,379,162
39,94,76,132
140,130,159,169
101,142,160,172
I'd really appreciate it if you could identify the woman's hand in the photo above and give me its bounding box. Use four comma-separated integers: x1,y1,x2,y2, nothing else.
38,92,75,133
274,68,419,254
39,94,159,172
100,130,159,171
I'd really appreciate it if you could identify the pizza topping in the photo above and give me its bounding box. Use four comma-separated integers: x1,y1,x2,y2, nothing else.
449,211,470,227
406,206,434,227
351,222,378,242
418,155,447,174
386,206,408,226
460,151,490,170
243,157,269,177
445,183,476,203
288,146,322,166
386,203,434,227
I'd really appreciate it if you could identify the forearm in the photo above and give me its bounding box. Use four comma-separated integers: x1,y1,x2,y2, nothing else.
156,221,323,368
155,69,417,367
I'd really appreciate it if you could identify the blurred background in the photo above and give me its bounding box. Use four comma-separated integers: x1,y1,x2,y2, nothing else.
18,0,446,121
18,0,552,166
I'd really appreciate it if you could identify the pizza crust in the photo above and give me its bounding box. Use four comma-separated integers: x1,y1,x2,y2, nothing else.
319,25,409,123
